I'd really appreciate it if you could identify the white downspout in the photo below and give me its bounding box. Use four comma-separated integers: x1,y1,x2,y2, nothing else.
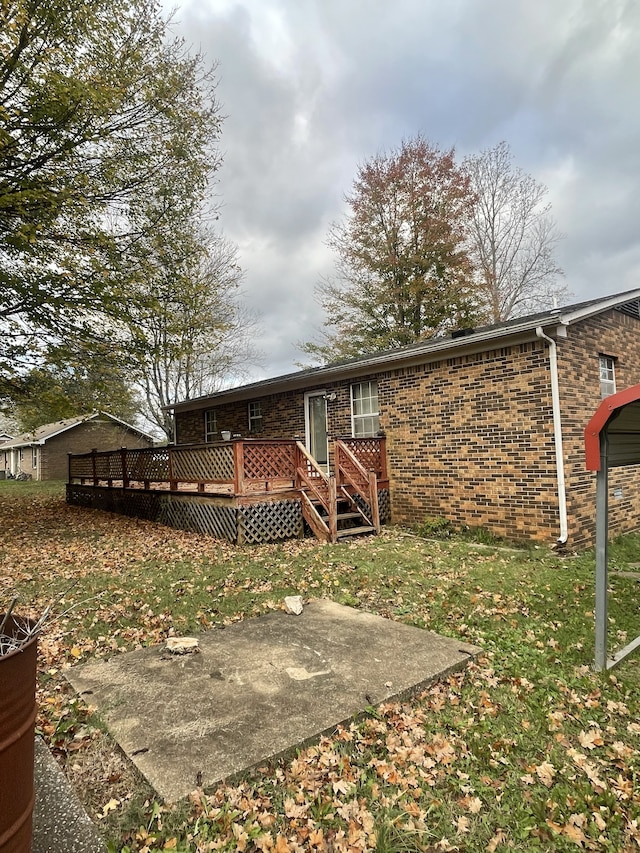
536,327,568,545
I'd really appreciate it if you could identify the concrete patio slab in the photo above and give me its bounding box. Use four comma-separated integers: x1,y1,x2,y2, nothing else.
33,737,106,853
67,600,480,803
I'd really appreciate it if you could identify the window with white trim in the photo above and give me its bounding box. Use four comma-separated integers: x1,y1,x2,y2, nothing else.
204,409,217,442
351,381,380,437
599,355,616,398
32,447,38,469
248,401,263,433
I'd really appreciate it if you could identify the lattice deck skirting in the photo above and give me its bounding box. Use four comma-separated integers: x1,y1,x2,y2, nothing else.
352,489,391,524
66,485,312,544
158,496,238,542
66,485,390,545
378,489,391,523
238,500,303,544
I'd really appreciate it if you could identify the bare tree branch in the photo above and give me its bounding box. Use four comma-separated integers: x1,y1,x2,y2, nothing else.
464,141,568,321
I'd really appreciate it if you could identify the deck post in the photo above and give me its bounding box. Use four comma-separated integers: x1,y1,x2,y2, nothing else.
335,441,344,487
233,440,245,496
91,449,97,486
293,442,302,488
328,476,338,543
168,446,177,491
369,471,380,533
121,447,130,489
378,435,388,481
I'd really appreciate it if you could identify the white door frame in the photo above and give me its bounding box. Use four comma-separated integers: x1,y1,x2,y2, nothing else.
304,390,329,468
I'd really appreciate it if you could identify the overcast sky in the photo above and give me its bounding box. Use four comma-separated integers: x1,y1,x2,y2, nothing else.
165,0,640,381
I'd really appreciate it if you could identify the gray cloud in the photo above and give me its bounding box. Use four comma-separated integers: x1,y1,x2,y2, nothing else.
166,0,640,379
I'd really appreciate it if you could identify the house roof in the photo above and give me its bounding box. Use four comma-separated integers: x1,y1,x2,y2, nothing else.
0,412,155,449
169,288,640,412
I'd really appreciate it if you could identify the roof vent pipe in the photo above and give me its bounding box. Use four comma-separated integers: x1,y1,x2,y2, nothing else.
536,327,568,545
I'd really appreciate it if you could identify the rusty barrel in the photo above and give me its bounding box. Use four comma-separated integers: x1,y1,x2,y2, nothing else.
0,616,38,853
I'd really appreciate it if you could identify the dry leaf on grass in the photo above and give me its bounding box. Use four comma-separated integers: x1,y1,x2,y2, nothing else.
535,761,556,787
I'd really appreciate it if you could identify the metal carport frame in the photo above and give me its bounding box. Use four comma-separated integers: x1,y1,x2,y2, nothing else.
585,383,640,670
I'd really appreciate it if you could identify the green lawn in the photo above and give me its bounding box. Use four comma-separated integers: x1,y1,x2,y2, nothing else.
2,481,640,852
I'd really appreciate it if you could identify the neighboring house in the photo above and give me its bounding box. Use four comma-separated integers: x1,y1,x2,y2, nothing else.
0,432,12,478
0,413,155,481
170,289,640,547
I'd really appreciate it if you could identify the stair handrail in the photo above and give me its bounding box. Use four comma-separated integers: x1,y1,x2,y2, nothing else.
295,441,338,542
295,441,328,501
295,440,328,475
335,439,380,533
335,439,369,489
299,489,332,543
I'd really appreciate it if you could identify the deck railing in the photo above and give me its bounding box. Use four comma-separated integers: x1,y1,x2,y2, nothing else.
335,439,381,534
335,436,388,482
68,439,299,495
68,436,387,499
294,442,335,542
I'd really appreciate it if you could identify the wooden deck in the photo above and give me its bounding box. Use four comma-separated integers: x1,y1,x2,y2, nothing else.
67,438,390,544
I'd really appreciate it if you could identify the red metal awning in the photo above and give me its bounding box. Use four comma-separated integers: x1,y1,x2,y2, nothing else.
584,383,640,471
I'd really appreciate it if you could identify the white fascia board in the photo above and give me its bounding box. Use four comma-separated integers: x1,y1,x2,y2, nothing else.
172,322,557,413
560,289,640,324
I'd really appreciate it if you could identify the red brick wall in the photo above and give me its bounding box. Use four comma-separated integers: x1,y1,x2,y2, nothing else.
172,308,640,546
175,352,560,542
379,342,560,542
557,309,640,546
381,310,640,546
175,380,365,446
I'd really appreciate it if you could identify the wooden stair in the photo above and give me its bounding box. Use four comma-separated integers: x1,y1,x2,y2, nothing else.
308,494,375,541
336,525,376,538
294,440,379,543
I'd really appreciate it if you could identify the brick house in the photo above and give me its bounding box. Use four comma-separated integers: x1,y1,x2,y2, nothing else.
169,290,640,547
0,412,155,481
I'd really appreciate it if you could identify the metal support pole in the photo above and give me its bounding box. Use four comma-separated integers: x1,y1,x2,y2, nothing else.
594,434,609,671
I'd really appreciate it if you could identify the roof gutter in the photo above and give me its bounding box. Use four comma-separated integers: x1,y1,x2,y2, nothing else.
536,326,568,545
168,324,547,413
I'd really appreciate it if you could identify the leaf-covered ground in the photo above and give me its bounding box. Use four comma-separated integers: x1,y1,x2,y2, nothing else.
2,480,640,852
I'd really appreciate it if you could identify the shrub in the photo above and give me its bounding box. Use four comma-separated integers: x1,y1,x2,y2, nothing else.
416,516,454,539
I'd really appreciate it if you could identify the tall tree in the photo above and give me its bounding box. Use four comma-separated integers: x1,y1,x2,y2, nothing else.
302,136,479,363
108,130,259,440
5,343,141,433
464,141,567,322
126,224,258,441
0,0,221,392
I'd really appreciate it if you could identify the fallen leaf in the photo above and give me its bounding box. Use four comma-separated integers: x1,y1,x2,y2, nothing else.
456,815,470,834
254,833,274,851
332,778,352,796
309,827,324,847
99,798,120,818
535,761,556,788
578,730,603,750
593,811,607,831
468,796,483,813
487,828,507,851
275,834,291,853
563,819,586,845
284,798,307,819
